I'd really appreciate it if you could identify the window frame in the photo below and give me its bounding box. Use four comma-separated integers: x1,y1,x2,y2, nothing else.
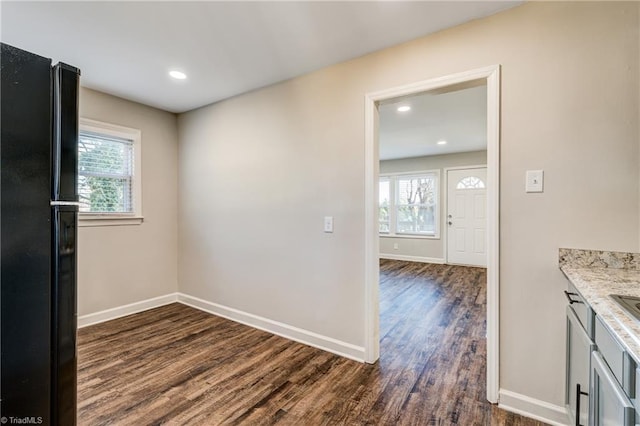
78,118,143,227
379,170,440,239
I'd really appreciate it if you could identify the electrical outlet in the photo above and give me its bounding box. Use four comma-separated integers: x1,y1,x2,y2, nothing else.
393,243,399,250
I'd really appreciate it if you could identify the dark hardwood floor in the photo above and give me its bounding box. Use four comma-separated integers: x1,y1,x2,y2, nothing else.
77,260,549,425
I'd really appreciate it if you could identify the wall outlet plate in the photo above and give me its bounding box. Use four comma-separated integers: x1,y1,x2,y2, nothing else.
324,216,333,233
526,170,544,193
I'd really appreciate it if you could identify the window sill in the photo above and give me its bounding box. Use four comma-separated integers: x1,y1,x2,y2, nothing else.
79,215,144,227
379,234,440,240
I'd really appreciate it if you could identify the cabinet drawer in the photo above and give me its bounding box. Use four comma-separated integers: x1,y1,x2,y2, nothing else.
595,316,625,387
565,282,594,338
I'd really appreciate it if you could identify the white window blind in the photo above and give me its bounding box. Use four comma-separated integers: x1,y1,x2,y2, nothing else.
78,131,134,213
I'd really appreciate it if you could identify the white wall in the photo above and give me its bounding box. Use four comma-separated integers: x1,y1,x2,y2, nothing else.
177,1,639,417
379,150,486,261
78,88,179,316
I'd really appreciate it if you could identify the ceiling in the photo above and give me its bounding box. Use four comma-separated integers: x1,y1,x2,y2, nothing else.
0,1,520,113
379,84,487,160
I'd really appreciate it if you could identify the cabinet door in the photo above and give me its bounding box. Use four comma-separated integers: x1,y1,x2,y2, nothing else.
590,351,634,426
567,307,595,426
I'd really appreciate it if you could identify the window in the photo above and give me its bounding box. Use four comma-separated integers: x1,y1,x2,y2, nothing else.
379,171,439,237
456,176,485,189
78,118,142,226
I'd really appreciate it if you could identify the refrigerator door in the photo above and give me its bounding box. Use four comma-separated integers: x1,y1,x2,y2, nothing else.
52,62,80,202
0,43,53,424
0,44,51,424
51,205,78,426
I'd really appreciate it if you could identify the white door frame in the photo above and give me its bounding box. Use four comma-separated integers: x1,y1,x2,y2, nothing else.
364,65,501,403
443,165,488,266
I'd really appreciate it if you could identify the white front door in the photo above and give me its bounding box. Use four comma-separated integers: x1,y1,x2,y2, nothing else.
447,168,487,267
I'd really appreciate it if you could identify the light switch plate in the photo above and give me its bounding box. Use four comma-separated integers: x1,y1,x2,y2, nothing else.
526,170,544,193
324,216,333,233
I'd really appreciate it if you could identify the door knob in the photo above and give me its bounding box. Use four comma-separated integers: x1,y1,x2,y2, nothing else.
448,214,452,218
448,221,452,226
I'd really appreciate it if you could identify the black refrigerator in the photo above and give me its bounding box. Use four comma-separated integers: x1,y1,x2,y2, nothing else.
1,43,80,425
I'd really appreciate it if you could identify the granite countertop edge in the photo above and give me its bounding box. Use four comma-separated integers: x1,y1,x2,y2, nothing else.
560,250,640,364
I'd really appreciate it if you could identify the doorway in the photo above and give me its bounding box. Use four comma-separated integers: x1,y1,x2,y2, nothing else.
446,167,487,267
364,65,500,403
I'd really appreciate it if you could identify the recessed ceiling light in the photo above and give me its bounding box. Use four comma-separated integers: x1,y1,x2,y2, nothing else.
169,70,187,80
397,105,411,112
437,140,447,145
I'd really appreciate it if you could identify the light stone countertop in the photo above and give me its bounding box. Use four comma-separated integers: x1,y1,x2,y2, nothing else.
561,265,640,364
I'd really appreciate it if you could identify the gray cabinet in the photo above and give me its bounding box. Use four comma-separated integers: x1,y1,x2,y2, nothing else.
567,306,595,426
590,351,635,426
564,280,639,426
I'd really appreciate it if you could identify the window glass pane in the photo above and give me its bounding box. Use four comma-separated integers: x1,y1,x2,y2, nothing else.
396,174,437,235
379,179,390,206
397,176,435,205
78,176,130,213
379,178,390,233
397,205,435,234
78,132,134,213
379,220,390,233
79,133,132,176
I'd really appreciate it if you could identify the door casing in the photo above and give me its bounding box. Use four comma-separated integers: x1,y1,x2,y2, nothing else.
364,64,501,403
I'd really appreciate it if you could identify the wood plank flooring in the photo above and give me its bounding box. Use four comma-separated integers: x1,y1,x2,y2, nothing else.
77,260,549,425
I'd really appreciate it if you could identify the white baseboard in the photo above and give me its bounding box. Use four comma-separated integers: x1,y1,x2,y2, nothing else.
77,295,567,426
379,254,445,264
78,293,178,328
177,293,365,362
498,389,568,426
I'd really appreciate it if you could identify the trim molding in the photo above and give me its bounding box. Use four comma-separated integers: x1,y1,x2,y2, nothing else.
177,293,365,362
78,292,365,362
79,216,144,227
485,64,501,404
498,389,568,426
78,293,178,328
379,254,445,264
364,64,501,402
